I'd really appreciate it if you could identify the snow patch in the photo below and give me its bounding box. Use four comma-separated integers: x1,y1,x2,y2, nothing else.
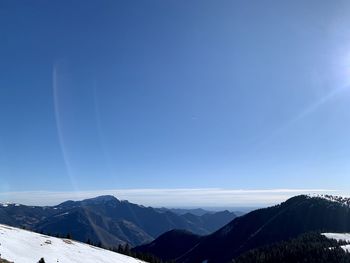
322,233,350,252
307,194,350,207
322,233,350,243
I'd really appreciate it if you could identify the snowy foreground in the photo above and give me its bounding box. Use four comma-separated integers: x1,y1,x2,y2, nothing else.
0,224,146,263
322,233,350,252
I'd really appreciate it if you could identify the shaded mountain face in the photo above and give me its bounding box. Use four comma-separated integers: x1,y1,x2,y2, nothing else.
135,195,350,263
134,229,202,261
0,195,236,247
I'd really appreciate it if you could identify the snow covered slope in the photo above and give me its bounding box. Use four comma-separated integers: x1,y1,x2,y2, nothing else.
0,224,146,263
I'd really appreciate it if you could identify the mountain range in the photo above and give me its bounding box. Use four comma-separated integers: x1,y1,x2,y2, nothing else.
0,195,236,247
134,195,350,262
2,194,350,262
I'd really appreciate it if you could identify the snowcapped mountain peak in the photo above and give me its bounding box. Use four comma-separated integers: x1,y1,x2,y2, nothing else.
0,224,146,263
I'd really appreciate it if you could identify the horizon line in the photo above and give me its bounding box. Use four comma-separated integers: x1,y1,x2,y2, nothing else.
0,188,340,207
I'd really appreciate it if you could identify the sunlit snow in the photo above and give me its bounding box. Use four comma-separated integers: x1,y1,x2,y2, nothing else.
0,224,146,263
322,233,350,252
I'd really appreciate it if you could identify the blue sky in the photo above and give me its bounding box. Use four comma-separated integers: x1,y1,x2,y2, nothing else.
1,0,350,205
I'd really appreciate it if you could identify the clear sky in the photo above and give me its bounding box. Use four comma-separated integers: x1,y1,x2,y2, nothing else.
1,0,350,205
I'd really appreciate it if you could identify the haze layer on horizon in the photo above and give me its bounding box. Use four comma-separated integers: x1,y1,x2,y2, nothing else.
0,188,340,208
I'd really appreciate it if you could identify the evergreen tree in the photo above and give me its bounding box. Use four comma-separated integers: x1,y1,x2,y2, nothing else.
124,243,131,255
117,244,124,254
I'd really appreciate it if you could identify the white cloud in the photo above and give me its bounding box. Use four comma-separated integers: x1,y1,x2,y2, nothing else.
0,188,340,208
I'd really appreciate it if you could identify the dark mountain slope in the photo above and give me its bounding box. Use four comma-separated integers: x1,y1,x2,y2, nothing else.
179,195,350,262
136,195,350,263
35,207,153,246
233,232,350,263
134,229,202,261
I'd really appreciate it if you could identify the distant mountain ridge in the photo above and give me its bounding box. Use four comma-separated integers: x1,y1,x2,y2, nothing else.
156,207,213,216
134,195,350,263
0,195,236,247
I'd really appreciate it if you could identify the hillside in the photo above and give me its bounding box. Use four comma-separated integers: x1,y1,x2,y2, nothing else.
136,195,350,263
0,224,145,263
323,233,350,253
233,232,350,263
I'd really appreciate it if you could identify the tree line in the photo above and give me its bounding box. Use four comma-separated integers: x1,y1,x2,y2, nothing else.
232,232,350,263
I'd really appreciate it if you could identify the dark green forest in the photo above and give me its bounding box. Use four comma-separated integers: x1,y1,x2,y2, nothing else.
233,233,350,263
